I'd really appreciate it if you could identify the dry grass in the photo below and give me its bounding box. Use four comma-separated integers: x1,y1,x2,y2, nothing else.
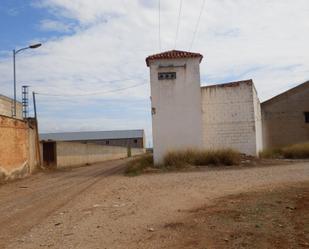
124,154,154,176
260,142,309,159
259,148,283,159
163,149,241,168
125,149,241,176
282,143,309,159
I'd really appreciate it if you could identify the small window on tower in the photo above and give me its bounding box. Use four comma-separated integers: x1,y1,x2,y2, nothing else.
106,140,110,145
158,72,176,80
305,112,309,123
134,139,138,144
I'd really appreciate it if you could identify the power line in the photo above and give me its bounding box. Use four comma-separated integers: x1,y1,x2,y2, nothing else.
174,0,183,49
158,0,161,51
189,0,206,50
36,82,148,97
96,77,146,84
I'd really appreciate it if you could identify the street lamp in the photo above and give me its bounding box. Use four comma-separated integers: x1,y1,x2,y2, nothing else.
13,43,42,117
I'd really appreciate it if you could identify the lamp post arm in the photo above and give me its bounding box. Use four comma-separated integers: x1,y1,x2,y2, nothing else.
12,43,41,118
15,46,30,55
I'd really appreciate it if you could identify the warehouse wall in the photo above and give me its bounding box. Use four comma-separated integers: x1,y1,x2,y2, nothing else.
55,141,145,168
262,82,309,148
76,137,144,149
201,81,262,156
0,116,39,182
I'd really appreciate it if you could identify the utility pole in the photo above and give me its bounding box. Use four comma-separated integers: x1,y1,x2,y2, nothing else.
12,43,42,118
32,91,37,119
13,50,16,117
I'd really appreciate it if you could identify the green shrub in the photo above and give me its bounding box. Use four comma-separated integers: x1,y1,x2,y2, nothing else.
163,149,241,168
125,154,154,176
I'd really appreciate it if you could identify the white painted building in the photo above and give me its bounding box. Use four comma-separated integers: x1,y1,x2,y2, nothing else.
146,50,263,164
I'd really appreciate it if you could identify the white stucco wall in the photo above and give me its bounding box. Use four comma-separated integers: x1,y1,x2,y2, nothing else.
149,58,204,164
201,82,260,156
252,86,263,154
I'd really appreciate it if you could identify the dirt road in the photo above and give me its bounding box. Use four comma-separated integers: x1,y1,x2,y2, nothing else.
0,159,308,249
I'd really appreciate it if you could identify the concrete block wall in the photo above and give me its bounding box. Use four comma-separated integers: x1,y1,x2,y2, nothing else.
55,141,145,168
0,116,39,182
201,81,262,156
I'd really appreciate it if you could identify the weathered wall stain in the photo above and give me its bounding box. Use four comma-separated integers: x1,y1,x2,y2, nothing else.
0,115,39,183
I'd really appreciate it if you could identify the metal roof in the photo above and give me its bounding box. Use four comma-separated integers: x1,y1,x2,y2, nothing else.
40,129,144,142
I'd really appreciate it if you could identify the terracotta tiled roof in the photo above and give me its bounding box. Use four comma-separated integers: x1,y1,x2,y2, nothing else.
146,50,203,66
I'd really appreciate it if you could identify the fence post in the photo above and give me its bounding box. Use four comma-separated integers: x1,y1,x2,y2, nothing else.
127,145,132,157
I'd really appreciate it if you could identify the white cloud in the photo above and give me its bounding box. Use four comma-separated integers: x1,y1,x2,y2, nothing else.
0,0,308,145
39,19,74,32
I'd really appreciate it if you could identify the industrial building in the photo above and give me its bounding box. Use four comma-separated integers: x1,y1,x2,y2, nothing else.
262,81,309,148
146,50,263,163
40,129,145,148
146,50,309,164
40,130,146,167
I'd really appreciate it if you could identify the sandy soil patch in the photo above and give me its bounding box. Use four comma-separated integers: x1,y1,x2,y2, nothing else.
148,182,309,249
0,159,308,249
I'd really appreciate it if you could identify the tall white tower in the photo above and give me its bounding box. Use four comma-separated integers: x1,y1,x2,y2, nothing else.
146,50,204,164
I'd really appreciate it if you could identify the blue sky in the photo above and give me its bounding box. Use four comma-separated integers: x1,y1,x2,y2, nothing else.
0,0,308,146
0,1,76,51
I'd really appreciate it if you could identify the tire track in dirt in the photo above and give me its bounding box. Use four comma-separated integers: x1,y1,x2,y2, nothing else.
0,160,125,213
0,161,125,249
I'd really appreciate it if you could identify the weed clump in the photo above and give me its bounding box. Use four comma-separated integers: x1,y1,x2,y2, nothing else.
163,149,241,168
282,143,309,159
125,149,242,176
259,143,309,159
124,154,154,176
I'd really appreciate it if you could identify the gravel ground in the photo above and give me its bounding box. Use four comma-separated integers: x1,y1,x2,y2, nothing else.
0,159,308,249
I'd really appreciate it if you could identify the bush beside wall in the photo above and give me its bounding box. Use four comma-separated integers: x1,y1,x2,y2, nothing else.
260,142,309,159
163,149,241,168
125,148,241,176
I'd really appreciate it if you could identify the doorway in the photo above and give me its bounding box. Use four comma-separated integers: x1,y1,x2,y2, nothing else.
43,142,57,167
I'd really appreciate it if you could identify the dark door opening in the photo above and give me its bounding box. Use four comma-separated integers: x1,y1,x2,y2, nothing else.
43,142,57,167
